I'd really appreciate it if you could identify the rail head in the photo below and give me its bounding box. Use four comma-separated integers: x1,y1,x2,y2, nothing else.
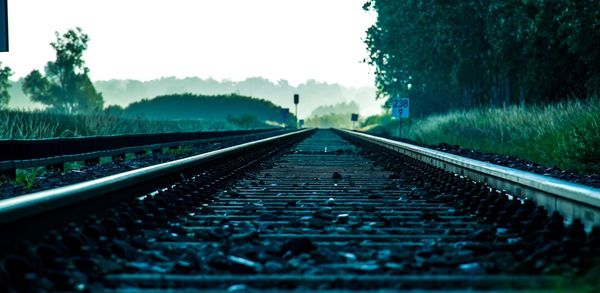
0,129,314,225
0,128,290,174
337,129,600,227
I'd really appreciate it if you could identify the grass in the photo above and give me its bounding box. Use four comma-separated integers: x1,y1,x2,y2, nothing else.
0,109,269,139
363,98,600,173
14,167,45,189
164,145,194,156
0,109,274,189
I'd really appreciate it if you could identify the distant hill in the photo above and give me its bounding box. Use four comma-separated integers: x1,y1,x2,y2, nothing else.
95,77,382,116
122,93,293,124
310,101,360,117
94,77,381,116
305,101,361,129
8,76,384,116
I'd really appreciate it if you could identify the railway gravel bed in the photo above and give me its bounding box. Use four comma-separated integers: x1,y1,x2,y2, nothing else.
367,132,600,188
0,129,290,200
1,130,598,291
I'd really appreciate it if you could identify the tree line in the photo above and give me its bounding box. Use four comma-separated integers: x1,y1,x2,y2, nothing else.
93,78,375,117
1,27,379,117
304,101,360,129
364,0,599,117
119,93,296,125
0,28,294,126
0,28,103,113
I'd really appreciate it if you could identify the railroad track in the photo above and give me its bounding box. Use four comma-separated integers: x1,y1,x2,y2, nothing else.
1,129,599,291
0,128,291,200
0,128,284,179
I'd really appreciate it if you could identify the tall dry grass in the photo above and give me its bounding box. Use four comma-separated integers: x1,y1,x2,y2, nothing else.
0,110,263,139
365,98,600,173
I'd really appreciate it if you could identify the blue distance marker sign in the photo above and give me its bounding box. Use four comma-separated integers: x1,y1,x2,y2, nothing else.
391,97,409,119
0,0,7,52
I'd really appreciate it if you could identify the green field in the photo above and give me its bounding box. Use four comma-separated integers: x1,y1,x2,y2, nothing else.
0,109,269,139
363,98,600,173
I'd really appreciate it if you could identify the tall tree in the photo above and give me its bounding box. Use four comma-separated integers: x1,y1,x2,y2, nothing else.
22,28,103,113
364,0,600,116
0,61,12,108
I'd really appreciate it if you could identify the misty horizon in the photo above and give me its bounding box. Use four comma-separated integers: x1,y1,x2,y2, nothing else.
7,75,384,117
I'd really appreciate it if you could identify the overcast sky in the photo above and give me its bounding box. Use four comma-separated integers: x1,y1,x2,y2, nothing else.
0,0,376,87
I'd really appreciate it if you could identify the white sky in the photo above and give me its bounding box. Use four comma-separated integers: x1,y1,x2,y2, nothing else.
0,0,376,87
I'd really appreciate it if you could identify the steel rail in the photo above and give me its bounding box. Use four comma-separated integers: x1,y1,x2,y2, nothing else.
337,129,600,228
0,128,279,161
0,128,286,177
0,128,313,225
0,129,285,172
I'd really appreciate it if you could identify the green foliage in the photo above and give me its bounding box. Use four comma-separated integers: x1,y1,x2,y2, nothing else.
15,167,45,189
123,93,294,124
91,77,379,116
364,1,600,116
303,102,363,129
0,62,12,108
359,113,393,131
310,101,360,116
0,109,269,139
305,113,355,129
226,115,264,129
64,161,85,172
12,162,85,189
104,104,124,116
165,146,193,156
365,98,600,173
22,28,103,114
